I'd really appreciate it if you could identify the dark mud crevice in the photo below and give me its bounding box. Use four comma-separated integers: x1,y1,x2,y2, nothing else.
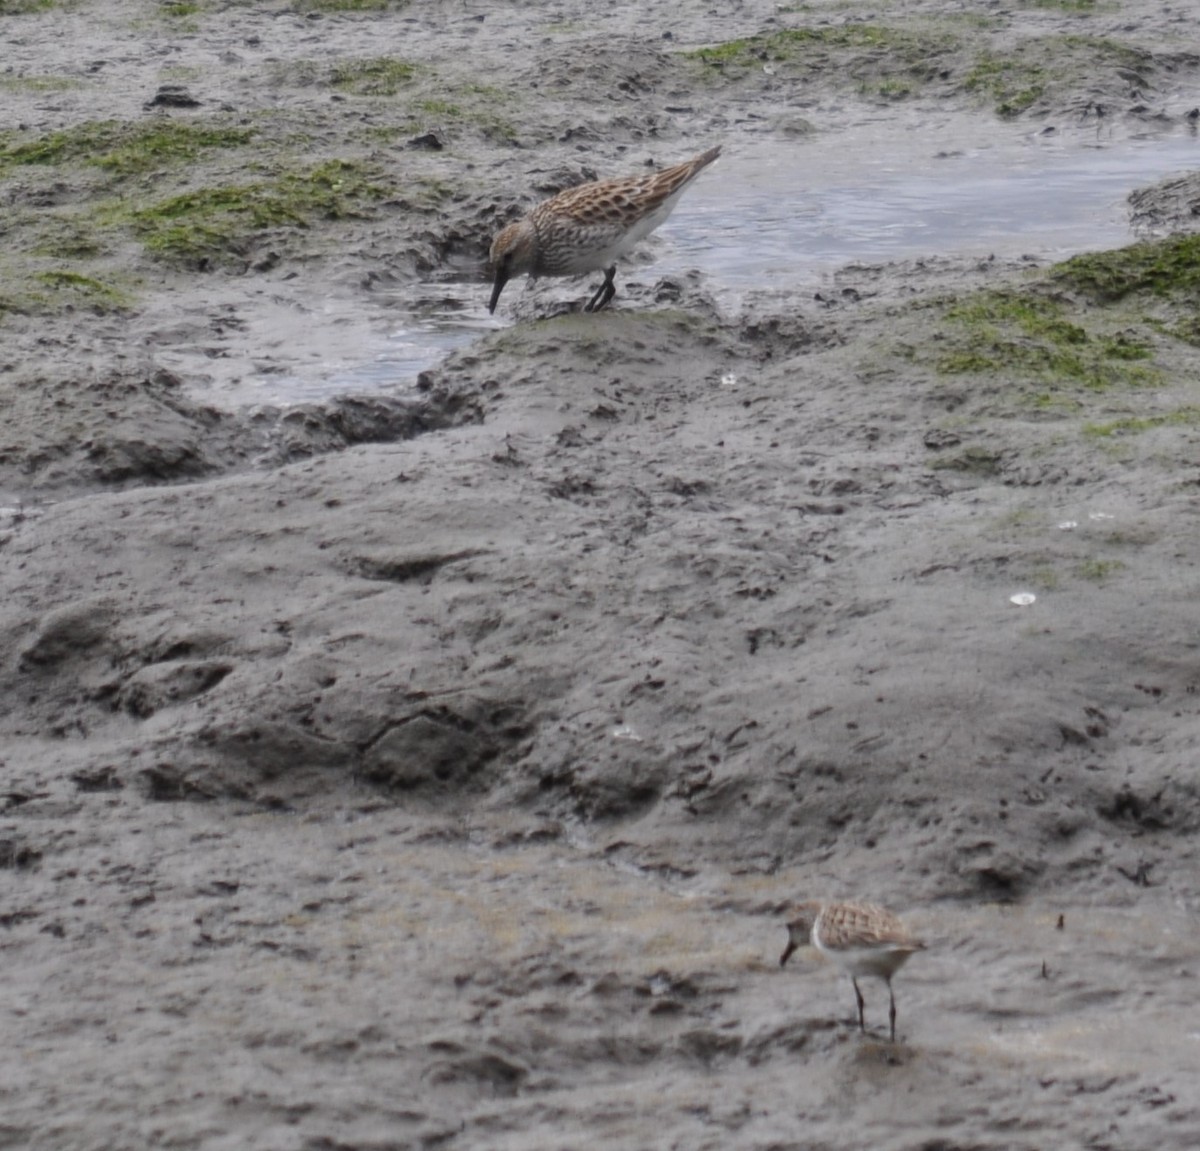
1129,170,1200,233
0,363,491,499
360,698,533,799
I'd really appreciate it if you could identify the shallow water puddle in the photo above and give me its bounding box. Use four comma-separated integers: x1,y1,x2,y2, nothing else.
658,126,1198,296
245,304,493,407
235,126,1195,405
309,304,494,399
206,283,496,409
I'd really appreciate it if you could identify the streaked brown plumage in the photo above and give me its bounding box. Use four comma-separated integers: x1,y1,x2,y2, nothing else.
780,900,926,1042
488,145,721,314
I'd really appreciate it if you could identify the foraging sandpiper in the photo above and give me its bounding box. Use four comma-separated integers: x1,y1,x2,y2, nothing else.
488,145,721,314
780,899,926,1042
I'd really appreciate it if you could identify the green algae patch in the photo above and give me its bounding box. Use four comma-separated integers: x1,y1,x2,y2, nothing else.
128,159,394,266
0,265,133,316
33,270,132,311
411,88,518,141
1163,315,1200,347
690,26,1159,118
936,288,1159,393
347,82,518,143
133,185,306,264
331,57,418,95
1052,236,1200,354
275,55,419,96
1083,408,1200,438
916,238,1200,482
30,219,109,260
1074,557,1124,582
964,36,1150,117
688,24,954,63
0,120,255,178
0,74,82,93
686,24,958,96
963,54,1046,117
0,0,65,11
1051,235,1200,304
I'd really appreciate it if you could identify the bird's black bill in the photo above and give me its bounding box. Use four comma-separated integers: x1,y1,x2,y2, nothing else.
488,269,509,315
780,940,797,967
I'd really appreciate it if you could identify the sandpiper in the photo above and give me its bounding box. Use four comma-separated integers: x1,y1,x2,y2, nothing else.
487,145,721,315
780,900,926,1042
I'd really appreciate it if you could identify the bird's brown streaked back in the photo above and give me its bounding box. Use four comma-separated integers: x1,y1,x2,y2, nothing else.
488,145,721,314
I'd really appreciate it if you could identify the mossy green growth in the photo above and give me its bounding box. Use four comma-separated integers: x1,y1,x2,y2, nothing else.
128,158,393,266
872,78,915,100
965,36,1148,117
1026,390,1084,413
1075,557,1124,582
1057,34,1148,66
33,269,131,311
31,219,108,259
1083,407,1200,438
1051,235,1200,304
415,99,461,116
133,185,306,264
330,57,417,95
0,267,132,316
0,74,82,93
937,289,1158,391
963,54,1045,117
0,0,60,12
689,24,943,62
1165,315,1200,347
686,23,961,108
0,120,254,177
686,24,956,89
409,84,517,140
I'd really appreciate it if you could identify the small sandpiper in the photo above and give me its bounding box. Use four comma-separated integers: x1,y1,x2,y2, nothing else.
487,145,721,315
780,900,926,1042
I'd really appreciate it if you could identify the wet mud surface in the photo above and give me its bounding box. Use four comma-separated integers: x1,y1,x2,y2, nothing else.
2,2,1200,1148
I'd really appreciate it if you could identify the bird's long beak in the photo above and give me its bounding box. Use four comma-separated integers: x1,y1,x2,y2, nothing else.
488,268,509,315
780,939,797,967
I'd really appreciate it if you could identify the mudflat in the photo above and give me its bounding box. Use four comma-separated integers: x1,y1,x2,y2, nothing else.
2,2,1199,1148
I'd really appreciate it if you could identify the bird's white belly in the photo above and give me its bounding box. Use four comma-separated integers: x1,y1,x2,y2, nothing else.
821,943,912,981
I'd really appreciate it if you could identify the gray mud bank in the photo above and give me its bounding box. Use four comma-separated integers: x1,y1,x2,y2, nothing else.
2,2,1200,1149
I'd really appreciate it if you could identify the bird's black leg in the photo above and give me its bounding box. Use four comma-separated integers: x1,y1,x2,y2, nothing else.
888,980,897,1043
853,978,866,1034
598,266,617,310
584,266,617,313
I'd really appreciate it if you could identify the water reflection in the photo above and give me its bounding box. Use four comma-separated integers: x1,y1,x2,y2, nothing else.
222,283,496,408
657,127,1198,294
